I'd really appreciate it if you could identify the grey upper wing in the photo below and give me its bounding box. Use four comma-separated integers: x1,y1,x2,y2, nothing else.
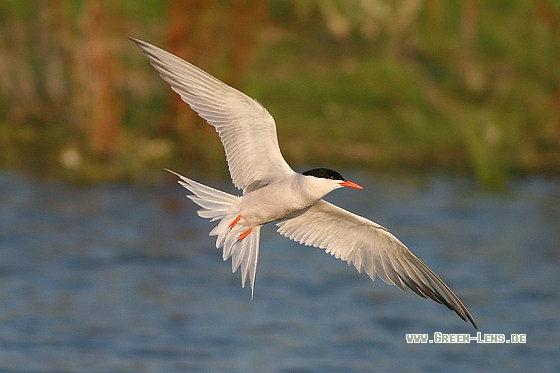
131,38,294,192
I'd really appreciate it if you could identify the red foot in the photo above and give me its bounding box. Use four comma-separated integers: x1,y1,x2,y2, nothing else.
229,215,242,230
238,227,254,241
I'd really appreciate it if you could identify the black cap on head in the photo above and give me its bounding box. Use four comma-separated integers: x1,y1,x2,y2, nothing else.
302,168,345,181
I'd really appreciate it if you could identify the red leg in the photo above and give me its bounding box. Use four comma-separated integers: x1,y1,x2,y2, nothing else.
238,227,254,241
229,214,242,230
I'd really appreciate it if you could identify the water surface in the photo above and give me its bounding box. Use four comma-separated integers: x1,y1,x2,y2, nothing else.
0,171,558,372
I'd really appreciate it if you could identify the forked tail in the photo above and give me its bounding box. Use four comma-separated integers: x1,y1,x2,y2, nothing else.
167,169,262,297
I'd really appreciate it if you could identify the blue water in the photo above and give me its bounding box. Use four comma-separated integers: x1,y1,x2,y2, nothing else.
0,171,559,372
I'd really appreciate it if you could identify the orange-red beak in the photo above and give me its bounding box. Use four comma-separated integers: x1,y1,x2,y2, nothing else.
340,180,365,190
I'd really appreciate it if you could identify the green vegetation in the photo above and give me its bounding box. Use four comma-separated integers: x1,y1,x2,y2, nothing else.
0,0,559,188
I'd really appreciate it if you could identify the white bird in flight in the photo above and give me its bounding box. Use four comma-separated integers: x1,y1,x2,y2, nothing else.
131,38,477,329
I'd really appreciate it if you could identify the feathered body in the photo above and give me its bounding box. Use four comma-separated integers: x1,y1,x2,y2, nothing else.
132,38,477,329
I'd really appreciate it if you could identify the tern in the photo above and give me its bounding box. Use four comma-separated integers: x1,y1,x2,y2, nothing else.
132,38,477,329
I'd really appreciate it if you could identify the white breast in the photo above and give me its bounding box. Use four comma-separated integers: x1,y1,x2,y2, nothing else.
236,175,318,226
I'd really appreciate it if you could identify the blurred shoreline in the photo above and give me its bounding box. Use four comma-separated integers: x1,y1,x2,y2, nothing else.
1,1,559,188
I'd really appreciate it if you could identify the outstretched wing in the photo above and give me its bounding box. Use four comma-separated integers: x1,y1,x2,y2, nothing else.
132,38,294,192
276,200,477,328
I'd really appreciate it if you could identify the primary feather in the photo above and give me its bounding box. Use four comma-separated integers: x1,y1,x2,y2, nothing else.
133,38,477,329
131,38,293,192
277,200,477,327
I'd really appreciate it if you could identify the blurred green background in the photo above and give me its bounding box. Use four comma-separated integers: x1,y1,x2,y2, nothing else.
0,0,559,188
